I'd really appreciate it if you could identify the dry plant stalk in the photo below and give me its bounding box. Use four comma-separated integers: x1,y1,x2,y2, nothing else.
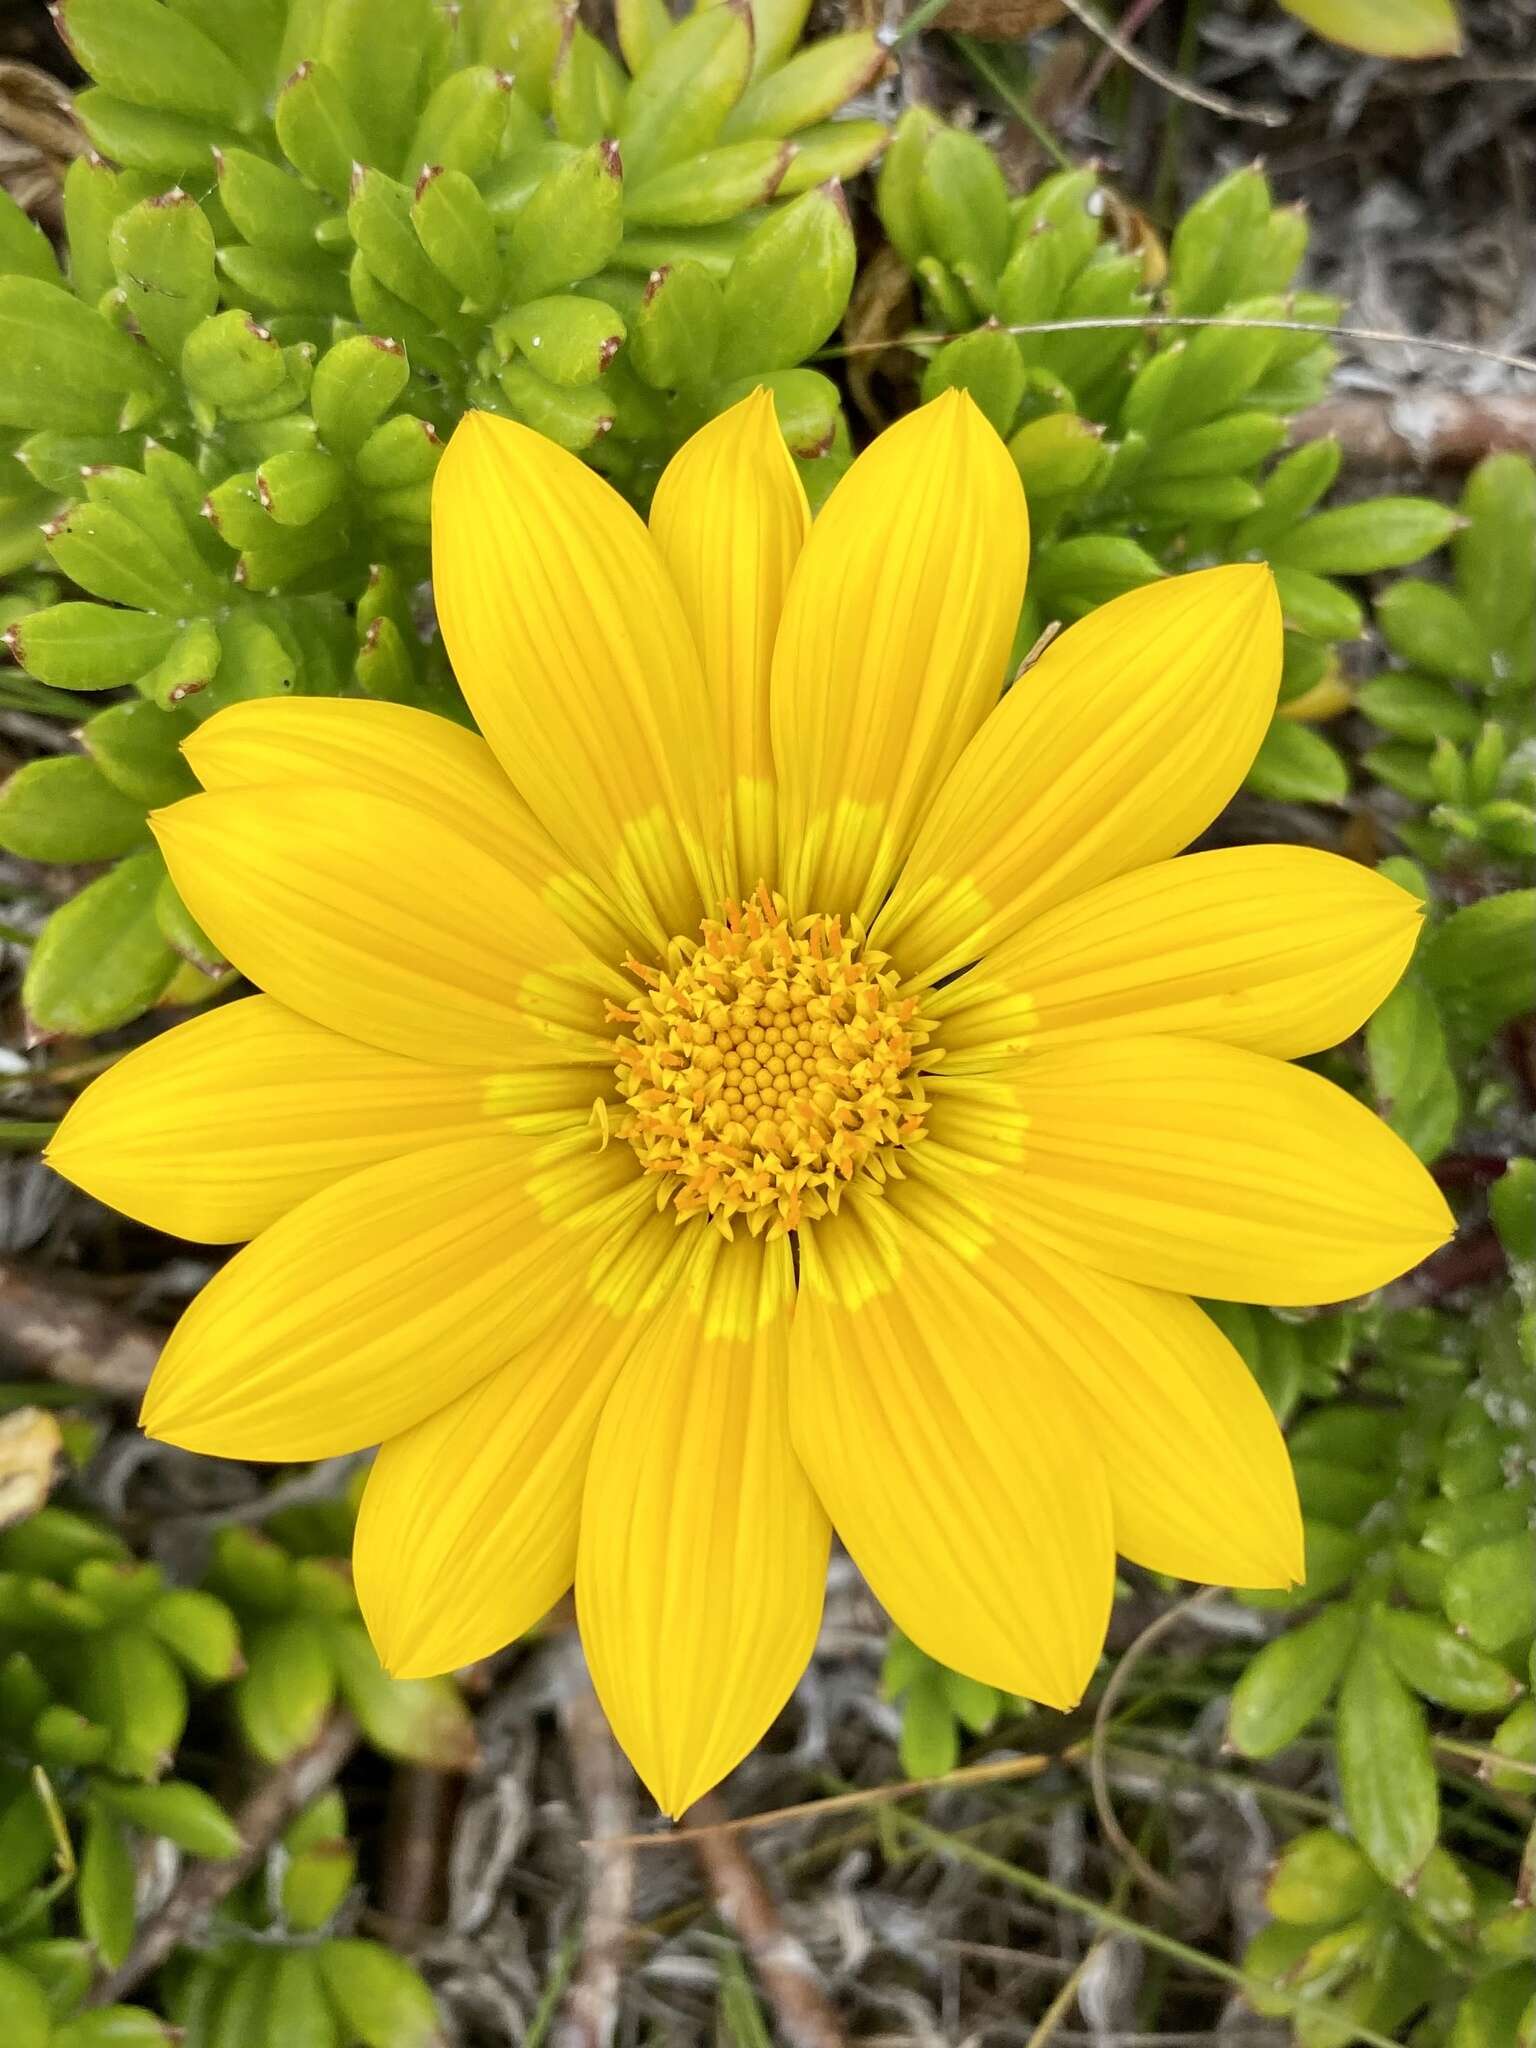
685,1792,847,2048
0,1262,164,1398
554,1648,636,2048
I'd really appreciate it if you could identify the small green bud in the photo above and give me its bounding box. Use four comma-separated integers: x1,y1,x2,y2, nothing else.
916,126,1010,308
411,165,499,307
0,755,148,863
356,614,422,704
1133,474,1264,523
1467,720,1509,804
626,139,792,227
1166,162,1270,316
274,58,369,203
508,138,624,300
405,65,528,182
215,146,333,257
876,105,941,272
349,167,462,329
619,2,752,184
310,333,410,460
921,325,1025,440
5,602,182,692
1428,736,1470,806
629,261,721,394
550,19,628,148
181,310,287,419
256,448,347,527
109,190,218,364
497,360,615,451
500,296,626,386
1152,410,1288,478
204,472,275,551
141,618,222,710
714,182,854,381
723,30,886,141
0,277,168,434
24,850,178,1037
1007,412,1106,500
353,415,443,490
81,698,198,807
54,0,262,130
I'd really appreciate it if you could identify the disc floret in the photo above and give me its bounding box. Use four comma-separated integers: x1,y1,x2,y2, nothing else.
611,887,932,1237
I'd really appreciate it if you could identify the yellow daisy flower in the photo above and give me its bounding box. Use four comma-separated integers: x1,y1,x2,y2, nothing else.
48,390,1453,1817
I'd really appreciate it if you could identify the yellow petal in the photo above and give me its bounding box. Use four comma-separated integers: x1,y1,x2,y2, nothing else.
141,1136,653,1460
185,696,629,960
433,410,725,947
45,995,596,1243
772,391,1029,923
152,785,618,1068
576,1229,829,1817
930,846,1424,1068
791,1189,1114,1707
961,1034,1453,1305
876,565,1282,983
355,1213,688,1679
972,1227,1302,1587
649,389,810,894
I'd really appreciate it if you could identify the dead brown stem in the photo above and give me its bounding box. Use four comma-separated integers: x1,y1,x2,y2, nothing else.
377,1763,462,1931
553,1647,635,2048
1292,393,1536,470
685,1791,847,2048
0,1262,164,1399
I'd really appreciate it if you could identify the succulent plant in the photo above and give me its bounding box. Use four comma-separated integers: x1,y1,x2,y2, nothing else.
0,1475,466,2040
876,126,1469,808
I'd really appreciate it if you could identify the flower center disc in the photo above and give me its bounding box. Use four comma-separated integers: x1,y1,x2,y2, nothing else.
611,886,931,1237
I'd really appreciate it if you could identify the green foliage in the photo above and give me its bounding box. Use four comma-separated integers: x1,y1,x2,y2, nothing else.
0,0,882,1035
878,144,1471,800
1278,0,1464,61
0,15,1530,2038
0,1477,459,2043
1361,454,1536,871
1221,1196,1536,2042
880,1630,1028,1780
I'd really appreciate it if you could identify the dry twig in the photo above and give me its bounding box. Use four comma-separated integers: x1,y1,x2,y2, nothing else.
1293,392,1536,469
378,1764,463,1931
932,0,1064,38
685,1792,847,2048
1053,0,1287,125
0,1261,163,1399
607,1749,1058,1851
553,1647,635,2048
89,1712,361,2006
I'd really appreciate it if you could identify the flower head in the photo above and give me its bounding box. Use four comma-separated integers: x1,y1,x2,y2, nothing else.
49,390,1452,1816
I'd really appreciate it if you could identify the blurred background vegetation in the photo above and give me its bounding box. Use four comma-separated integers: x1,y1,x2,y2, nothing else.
0,0,1531,2041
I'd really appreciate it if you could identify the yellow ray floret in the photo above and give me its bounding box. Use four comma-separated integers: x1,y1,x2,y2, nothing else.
875,566,1283,982
45,995,597,1243
44,386,1459,1823
649,390,810,894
